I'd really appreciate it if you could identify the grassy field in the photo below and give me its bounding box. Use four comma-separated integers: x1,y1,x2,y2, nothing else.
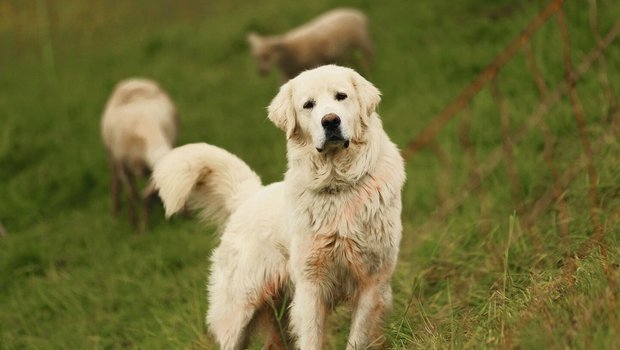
1,0,619,348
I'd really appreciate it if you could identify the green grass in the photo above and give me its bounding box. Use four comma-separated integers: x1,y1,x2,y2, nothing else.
1,0,620,348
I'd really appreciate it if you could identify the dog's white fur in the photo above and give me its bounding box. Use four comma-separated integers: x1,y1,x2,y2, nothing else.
153,65,404,349
248,8,373,81
101,78,178,231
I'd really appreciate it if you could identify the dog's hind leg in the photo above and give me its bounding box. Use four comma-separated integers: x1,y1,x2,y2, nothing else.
207,301,255,350
207,237,289,350
209,301,289,350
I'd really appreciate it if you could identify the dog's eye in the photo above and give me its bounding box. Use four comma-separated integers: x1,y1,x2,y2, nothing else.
303,100,315,109
335,92,347,101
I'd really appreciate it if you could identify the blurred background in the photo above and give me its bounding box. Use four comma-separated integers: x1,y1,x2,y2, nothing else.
1,0,619,348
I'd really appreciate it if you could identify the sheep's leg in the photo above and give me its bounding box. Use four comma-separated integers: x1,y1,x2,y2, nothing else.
354,30,374,74
360,39,374,74
118,166,138,228
109,156,121,218
139,180,157,233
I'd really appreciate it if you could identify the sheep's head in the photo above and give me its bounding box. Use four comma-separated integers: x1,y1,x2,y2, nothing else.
247,32,283,76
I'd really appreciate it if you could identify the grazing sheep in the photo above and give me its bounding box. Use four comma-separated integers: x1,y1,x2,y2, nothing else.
101,78,178,232
247,8,373,81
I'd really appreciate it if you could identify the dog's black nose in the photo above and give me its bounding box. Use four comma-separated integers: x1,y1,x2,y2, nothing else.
321,113,341,130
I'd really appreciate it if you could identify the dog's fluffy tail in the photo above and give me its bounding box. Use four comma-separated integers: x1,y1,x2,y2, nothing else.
152,143,262,230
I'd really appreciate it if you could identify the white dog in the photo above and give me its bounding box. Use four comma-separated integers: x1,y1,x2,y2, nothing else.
153,65,404,349
101,78,178,231
248,8,373,81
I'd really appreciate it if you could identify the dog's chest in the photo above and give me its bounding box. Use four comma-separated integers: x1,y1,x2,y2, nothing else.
293,178,400,301
297,174,399,240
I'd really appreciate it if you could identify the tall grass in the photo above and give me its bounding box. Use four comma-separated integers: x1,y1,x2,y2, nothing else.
1,0,619,349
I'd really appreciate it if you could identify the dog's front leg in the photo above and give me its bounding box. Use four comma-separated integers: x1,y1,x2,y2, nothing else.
346,281,392,350
290,280,328,350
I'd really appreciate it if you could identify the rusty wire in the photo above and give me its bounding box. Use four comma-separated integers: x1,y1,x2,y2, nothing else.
408,3,620,232
402,0,564,159
556,6,603,242
411,18,619,233
403,0,620,343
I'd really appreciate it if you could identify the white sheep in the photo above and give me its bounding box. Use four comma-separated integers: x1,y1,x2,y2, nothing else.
101,78,178,232
247,8,373,81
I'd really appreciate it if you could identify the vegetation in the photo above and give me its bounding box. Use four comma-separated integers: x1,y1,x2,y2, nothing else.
1,0,619,348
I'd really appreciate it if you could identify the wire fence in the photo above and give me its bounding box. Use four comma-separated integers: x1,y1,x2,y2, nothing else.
402,0,620,342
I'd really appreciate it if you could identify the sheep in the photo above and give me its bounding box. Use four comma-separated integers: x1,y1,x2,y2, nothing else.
100,78,178,232
247,8,373,82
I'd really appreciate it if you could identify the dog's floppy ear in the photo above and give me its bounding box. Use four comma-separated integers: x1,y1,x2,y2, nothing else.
351,70,381,120
267,81,297,139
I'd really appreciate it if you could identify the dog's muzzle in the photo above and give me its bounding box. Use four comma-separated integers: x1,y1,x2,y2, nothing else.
316,113,350,152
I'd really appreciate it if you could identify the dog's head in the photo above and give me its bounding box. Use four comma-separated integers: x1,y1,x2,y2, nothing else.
267,65,381,152
247,32,282,76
